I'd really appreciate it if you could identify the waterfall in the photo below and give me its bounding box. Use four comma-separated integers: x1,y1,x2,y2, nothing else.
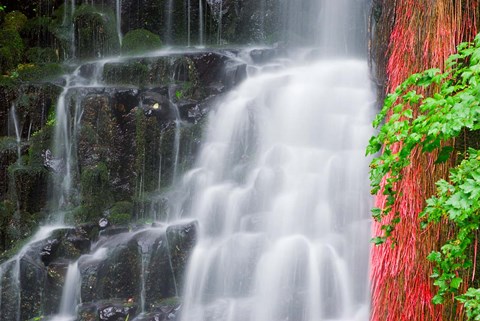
0,226,64,321
58,262,82,318
51,72,84,222
199,0,204,45
165,0,174,44
116,0,123,46
171,1,373,321
9,104,22,164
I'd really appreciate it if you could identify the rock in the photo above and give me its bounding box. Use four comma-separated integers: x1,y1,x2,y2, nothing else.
40,227,92,266
44,262,69,315
78,302,98,321
98,302,138,321
77,301,138,321
165,221,198,292
40,239,59,266
99,226,129,237
99,217,110,229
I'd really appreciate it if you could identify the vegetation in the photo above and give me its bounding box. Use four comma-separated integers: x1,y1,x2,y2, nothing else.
121,29,162,55
367,33,480,318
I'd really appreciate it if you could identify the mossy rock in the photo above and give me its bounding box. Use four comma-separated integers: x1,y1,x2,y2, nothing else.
22,16,57,48
122,29,162,55
80,162,113,221
2,11,28,32
25,47,58,64
74,5,120,59
103,60,149,86
0,28,24,73
16,63,64,82
108,201,134,225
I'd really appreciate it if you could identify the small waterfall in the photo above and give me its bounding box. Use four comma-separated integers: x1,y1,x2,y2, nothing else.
165,0,174,44
172,108,182,184
0,226,65,321
116,0,123,46
168,87,183,184
58,262,82,317
70,0,76,59
9,104,22,164
51,72,84,221
199,0,204,45
187,0,191,46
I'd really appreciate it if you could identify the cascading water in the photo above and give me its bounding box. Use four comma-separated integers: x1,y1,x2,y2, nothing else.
50,75,84,221
8,104,22,164
53,262,82,321
170,1,374,321
116,0,123,46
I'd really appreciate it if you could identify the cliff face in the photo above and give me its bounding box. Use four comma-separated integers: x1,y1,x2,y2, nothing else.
370,1,480,320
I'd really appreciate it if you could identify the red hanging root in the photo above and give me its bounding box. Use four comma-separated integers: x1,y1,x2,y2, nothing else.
370,1,479,320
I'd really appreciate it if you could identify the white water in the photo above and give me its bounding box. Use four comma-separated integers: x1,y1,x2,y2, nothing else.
51,73,84,221
166,0,174,44
199,0,204,45
0,225,65,321
116,0,123,46
56,262,82,320
171,1,374,321
9,104,22,164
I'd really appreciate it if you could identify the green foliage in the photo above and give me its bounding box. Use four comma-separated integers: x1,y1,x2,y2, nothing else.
458,288,480,320
25,47,58,64
15,63,63,82
422,149,480,305
367,33,480,318
108,201,133,225
122,29,162,55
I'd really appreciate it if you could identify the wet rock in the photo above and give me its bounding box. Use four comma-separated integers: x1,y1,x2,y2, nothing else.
19,256,47,320
77,301,138,321
40,238,60,266
132,302,181,321
44,262,69,315
98,302,138,321
78,302,98,321
99,217,110,229
40,227,92,266
99,226,130,237
80,235,141,302
249,48,280,64
166,221,198,292
144,233,177,306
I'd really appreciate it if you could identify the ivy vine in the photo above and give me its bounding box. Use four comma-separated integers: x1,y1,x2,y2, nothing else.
367,33,480,318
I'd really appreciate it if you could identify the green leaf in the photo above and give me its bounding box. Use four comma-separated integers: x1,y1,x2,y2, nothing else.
435,146,454,164
450,277,463,290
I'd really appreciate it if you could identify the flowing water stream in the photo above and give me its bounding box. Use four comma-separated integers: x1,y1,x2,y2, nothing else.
169,1,374,321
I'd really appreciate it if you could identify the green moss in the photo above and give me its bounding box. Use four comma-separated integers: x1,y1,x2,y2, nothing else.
73,5,120,59
0,28,24,73
109,201,134,225
0,74,17,86
16,63,64,82
28,122,55,167
25,47,58,64
103,61,149,86
2,11,27,32
0,136,17,153
122,29,162,55
80,162,112,222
